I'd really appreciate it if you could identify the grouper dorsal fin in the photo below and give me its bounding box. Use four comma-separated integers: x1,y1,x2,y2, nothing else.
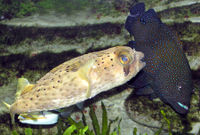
15,78,35,99
77,59,95,98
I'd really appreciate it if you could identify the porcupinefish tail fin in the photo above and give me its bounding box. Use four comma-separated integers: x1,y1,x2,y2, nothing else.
78,60,95,98
2,101,15,125
2,101,10,109
16,78,35,99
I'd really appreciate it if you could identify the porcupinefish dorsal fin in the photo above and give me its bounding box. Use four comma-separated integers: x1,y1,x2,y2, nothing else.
16,78,35,99
77,59,95,98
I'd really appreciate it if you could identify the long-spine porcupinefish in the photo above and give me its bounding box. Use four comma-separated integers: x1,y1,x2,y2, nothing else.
3,46,145,124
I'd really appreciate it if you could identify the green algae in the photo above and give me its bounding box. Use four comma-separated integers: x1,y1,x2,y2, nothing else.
0,0,127,20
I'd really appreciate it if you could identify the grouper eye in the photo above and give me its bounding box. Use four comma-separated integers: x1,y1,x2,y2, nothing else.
119,54,130,65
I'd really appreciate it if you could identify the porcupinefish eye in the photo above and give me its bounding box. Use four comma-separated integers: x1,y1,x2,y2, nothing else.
119,54,131,65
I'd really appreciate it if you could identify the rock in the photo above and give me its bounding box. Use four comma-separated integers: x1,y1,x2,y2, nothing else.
70,87,160,135
125,87,200,134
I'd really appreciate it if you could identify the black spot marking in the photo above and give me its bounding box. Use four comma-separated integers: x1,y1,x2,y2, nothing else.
37,89,40,92
30,98,33,100
43,88,46,91
53,86,56,88
107,55,110,57
57,80,61,83
110,58,113,61
102,58,104,60
36,95,39,98
51,78,54,81
111,64,114,67
71,67,78,72
104,67,107,70
102,62,104,64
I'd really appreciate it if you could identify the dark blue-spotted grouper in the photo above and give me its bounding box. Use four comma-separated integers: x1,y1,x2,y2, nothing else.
125,3,193,114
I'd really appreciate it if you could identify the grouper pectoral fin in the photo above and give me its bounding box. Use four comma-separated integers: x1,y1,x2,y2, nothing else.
128,70,154,89
135,85,154,95
77,59,95,98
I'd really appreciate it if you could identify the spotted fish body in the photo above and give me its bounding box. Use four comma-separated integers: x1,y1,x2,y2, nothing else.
125,3,193,114
9,46,145,116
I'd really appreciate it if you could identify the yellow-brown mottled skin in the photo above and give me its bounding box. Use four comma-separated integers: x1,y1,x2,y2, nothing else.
10,46,145,116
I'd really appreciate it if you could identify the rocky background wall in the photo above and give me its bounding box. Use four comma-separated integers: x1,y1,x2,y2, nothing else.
0,0,200,135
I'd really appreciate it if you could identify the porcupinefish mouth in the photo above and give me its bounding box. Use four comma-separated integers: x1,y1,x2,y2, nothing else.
123,65,131,76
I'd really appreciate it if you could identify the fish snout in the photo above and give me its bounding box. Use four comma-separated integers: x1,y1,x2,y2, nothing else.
124,49,145,78
135,51,146,69
135,51,146,72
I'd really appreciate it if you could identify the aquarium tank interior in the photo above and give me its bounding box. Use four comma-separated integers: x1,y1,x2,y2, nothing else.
0,0,200,135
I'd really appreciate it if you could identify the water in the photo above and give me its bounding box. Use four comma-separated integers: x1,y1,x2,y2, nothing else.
0,0,200,135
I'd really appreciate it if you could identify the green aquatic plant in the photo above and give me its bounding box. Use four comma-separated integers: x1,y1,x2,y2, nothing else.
0,0,36,18
132,110,173,135
16,1,37,17
12,128,32,135
0,0,125,19
160,110,172,135
65,102,121,135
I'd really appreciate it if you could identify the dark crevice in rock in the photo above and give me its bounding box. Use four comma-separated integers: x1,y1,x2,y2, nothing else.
158,3,200,19
0,50,81,70
0,23,123,45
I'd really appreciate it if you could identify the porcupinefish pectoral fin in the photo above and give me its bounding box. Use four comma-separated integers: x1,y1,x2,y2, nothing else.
16,78,35,99
78,59,95,98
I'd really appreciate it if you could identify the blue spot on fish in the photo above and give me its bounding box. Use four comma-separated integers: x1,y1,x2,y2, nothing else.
177,102,188,110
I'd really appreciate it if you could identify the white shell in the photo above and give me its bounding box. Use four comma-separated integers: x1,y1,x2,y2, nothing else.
18,111,59,125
